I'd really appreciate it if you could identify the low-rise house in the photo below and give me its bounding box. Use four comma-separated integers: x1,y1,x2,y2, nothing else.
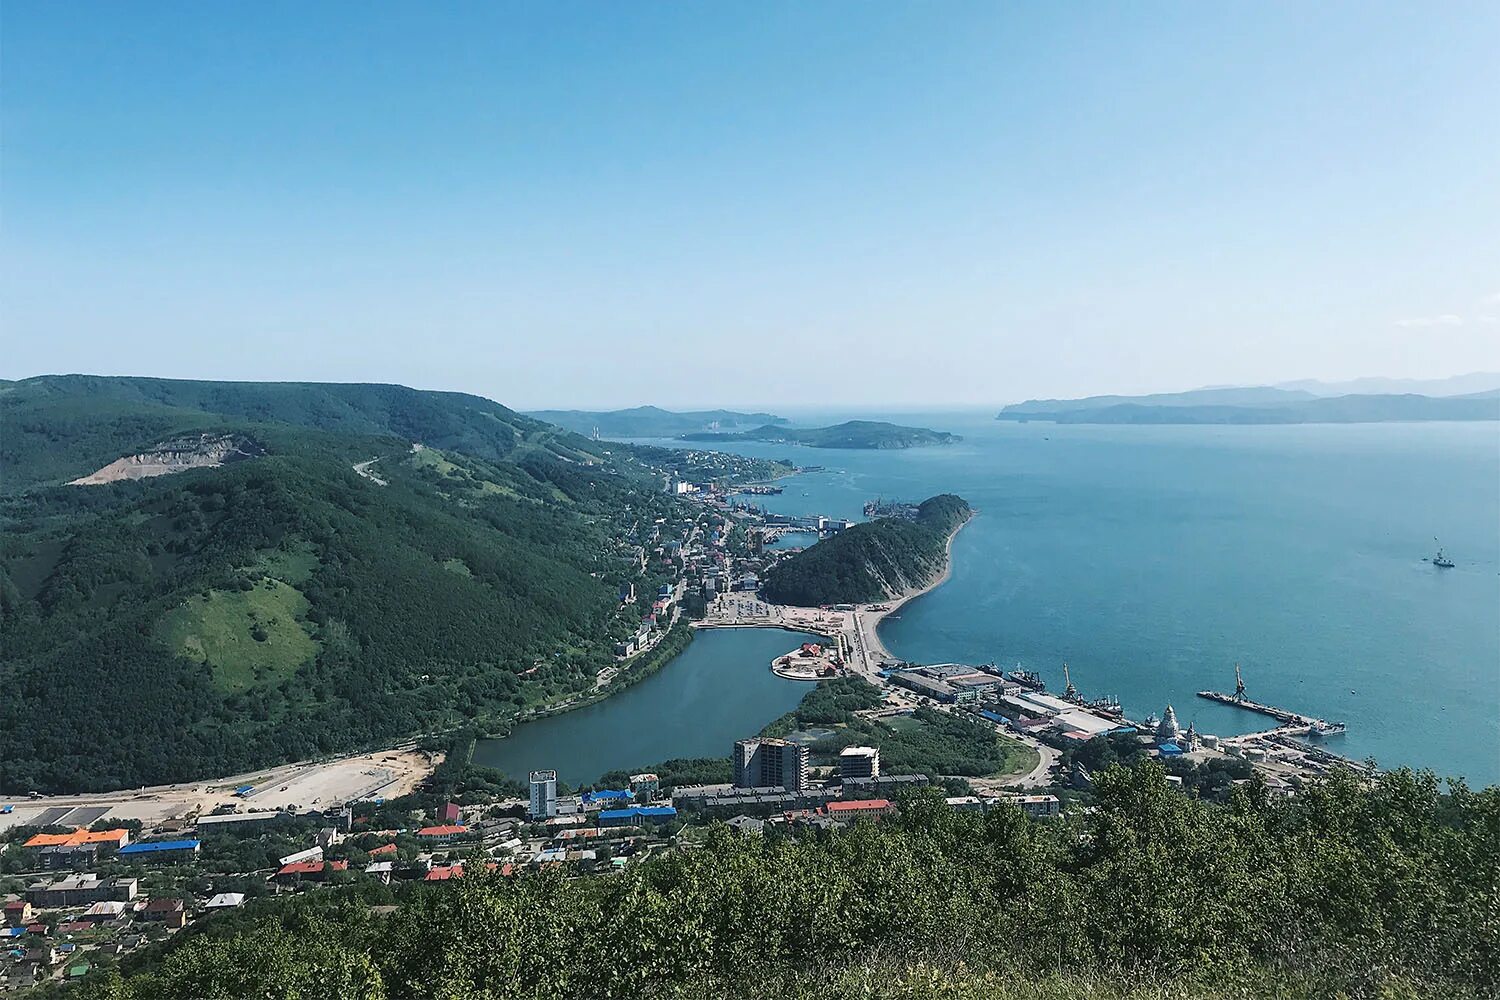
140,898,186,929
203,893,245,910
724,815,764,835
82,901,127,923
3,900,33,926
274,861,348,885
25,944,61,967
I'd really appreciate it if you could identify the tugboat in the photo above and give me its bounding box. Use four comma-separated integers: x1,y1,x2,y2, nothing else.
1430,539,1455,569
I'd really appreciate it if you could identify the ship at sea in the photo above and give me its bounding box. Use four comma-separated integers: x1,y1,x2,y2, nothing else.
1429,539,1455,569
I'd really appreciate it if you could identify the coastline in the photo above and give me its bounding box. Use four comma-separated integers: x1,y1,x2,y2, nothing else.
855,510,973,670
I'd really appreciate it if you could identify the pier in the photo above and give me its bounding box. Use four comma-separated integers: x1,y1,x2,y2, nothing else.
1196,689,1315,727
1196,664,1346,737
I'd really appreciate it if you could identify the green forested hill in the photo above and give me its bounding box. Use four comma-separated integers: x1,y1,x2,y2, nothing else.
761,494,972,606
1,374,603,493
0,377,686,792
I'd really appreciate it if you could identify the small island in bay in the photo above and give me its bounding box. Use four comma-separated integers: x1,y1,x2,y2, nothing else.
759,494,973,606
680,419,960,450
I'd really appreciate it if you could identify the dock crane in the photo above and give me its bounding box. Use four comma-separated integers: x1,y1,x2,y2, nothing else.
1063,662,1078,701
1234,662,1246,702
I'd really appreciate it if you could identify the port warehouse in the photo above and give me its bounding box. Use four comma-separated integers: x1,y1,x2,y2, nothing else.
888,663,1129,741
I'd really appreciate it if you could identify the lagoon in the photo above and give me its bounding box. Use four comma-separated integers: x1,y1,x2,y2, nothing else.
473,627,816,786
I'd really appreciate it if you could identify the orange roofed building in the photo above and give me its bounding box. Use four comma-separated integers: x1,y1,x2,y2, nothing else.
24,828,131,850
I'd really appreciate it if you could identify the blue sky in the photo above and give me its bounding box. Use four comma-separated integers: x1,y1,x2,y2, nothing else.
4,3,1497,408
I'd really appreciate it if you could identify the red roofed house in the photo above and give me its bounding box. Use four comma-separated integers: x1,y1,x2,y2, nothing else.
3,900,33,926
425,862,503,882
825,799,893,819
367,843,398,857
274,861,348,885
415,825,467,843
440,802,461,824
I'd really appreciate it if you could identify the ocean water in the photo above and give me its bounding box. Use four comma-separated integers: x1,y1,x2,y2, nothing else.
641,412,1500,786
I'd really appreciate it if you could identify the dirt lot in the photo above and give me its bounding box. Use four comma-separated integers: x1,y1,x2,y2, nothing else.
0,747,437,834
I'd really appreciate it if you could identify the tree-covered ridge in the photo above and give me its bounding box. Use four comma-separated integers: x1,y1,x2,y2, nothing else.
679,419,961,449
1,375,609,493
72,765,1498,999
0,380,705,793
525,404,789,437
760,494,972,606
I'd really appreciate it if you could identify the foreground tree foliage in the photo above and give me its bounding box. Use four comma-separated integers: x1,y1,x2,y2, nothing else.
74,764,1497,1000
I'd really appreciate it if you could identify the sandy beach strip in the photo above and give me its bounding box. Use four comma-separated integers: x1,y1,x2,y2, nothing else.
855,511,973,669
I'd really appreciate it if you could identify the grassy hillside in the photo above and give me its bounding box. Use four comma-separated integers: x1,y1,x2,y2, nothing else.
0,378,694,793
760,494,972,606
71,765,1496,999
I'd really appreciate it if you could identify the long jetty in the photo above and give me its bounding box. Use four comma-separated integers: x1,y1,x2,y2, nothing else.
1195,690,1316,727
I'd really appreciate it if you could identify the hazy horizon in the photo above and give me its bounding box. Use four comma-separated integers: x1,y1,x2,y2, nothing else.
5,4,1498,408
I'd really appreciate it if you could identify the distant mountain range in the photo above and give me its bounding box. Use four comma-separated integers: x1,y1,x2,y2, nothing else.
679,420,961,450
526,405,787,437
998,378,1500,425
1273,373,1500,397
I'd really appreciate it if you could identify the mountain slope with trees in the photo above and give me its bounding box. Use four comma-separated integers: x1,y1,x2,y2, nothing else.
0,377,690,793
760,494,971,606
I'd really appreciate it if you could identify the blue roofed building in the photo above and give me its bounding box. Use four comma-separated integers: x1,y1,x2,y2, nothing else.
117,839,200,863
598,806,677,827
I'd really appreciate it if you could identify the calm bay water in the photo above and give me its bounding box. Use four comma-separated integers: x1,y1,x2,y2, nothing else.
473,628,815,785
480,413,1499,787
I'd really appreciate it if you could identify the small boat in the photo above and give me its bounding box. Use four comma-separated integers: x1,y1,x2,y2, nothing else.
1430,539,1455,569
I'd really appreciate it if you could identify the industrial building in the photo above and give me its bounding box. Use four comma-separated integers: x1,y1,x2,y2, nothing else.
733,737,809,792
